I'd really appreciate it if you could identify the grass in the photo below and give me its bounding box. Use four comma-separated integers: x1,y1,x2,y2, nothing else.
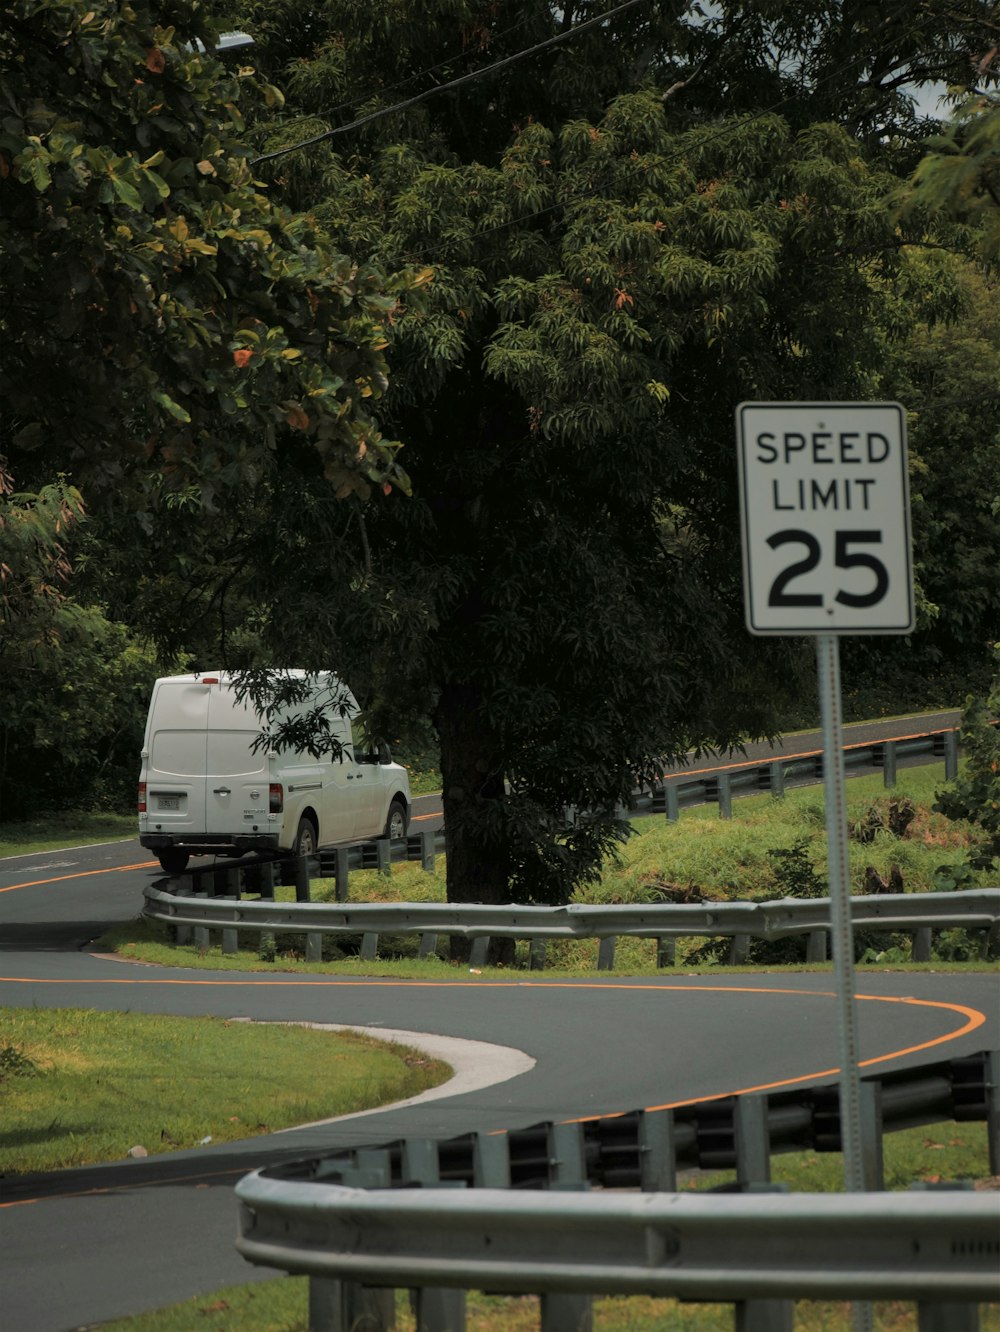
0,810,137,859
94,1118,999,1331
0,1008,450,1176
102,764,1000,976
91,1283,1000,1332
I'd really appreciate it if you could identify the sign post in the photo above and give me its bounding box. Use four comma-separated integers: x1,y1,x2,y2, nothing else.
736,403,913,1221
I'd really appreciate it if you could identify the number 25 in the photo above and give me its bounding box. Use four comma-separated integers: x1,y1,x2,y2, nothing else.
767,530,889,608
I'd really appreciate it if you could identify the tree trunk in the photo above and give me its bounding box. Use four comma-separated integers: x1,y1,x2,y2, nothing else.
435,682,515,965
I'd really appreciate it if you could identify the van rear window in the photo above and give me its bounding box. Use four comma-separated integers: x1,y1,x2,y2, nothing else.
151,729,207,776
208,730,267,776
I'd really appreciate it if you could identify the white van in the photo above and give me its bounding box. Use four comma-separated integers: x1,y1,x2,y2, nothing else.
138,671,410,874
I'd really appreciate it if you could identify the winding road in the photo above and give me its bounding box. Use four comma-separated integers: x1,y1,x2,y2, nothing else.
2,710,998,1332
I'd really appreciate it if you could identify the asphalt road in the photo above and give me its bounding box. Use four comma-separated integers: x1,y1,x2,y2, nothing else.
2,709,998,1332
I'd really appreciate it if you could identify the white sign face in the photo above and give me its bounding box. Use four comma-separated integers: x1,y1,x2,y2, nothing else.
736,402,914,636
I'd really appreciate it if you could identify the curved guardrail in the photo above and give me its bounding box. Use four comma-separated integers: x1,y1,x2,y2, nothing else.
233,1048,1000,1329
236,1183,1000,1301
143,885,1000,968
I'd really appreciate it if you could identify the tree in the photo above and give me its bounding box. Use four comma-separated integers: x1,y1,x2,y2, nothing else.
0,469,160,815
0,0,415,508
215,0,945,921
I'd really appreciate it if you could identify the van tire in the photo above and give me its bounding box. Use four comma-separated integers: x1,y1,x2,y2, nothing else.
293,816,318,858
384,799,408,841
158,849,189,875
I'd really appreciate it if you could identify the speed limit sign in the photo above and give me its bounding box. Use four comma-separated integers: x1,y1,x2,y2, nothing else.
736,402,914,636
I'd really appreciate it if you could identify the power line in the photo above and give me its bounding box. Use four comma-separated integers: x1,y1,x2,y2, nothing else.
251,0,650,167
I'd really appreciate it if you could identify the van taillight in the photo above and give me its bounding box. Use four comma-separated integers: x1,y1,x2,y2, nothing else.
138,782,147,813
269,783,283,813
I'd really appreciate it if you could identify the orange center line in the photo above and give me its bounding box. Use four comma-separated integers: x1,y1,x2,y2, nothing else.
0,862,158,893
0,979,986,1208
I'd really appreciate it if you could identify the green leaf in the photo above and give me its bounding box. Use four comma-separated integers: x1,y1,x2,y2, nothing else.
153,391,191,423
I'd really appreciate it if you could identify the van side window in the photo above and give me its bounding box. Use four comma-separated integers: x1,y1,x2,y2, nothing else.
351,722,376,765
331,716,353,763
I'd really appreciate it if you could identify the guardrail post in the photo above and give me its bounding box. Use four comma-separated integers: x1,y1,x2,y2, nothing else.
418,933,439,959
549,1122,586,1187
419,829,436,872
944,729,959,781
769,761,785,798
734,1094,771,1185
474,1131,511,1187
361,932,379,961
469,937,489,968
639,1107,677,1191
541,1294,593,1332
656,937,676,967
860,1080,885,1191
882,740,898,788
376,838,392,878
916,1301,978,1332
258,860,275,901
308,1277,395,1332
665,782,680,822
597,936,616,970
335,848,350,903
294,855,313,903
306,932,322,963
173,880,193,945
806,930,827,963
221,889,239,956
913,927,932,962
729,934,749,965
529,938,547,970
717,771,733,819
411,1287,465,1331
987,1049,1000,1177
735,1296,794,1332
399,1142,465,1331
193,892,210,952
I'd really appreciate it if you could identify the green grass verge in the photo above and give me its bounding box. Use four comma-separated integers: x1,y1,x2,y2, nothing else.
0,810,136,859
0,1008,450,1175
104,765,999,976
93,1282,1000,1332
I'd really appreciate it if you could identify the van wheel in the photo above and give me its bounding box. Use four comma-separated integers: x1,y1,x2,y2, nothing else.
384,799,408,841
157,849,189,875
293,817,318,858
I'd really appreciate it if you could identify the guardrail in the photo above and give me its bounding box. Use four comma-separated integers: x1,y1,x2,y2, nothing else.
143,885,1000,968
234,1048,1000,1331
170,726,962,904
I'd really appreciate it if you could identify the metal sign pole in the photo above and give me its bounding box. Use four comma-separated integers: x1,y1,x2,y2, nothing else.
816,635,865,1192
817,635,872,1332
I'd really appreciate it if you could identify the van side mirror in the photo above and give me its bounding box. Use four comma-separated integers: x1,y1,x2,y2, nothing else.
378,742,392,765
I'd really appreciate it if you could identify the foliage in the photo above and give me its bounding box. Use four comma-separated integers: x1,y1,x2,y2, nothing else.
0,467,166,816
934,654,1000,871
0,0,414,509
225,0,954,914
904,84,1000,262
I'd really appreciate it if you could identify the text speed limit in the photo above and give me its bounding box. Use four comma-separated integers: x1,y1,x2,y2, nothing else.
736,403,914,636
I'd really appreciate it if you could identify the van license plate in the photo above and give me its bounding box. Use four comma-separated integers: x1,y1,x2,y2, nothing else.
158,795,180,810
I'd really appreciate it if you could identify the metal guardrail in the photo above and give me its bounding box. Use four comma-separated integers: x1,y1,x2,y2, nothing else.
640,727,960,820
234,1048,1000,1330
143,885,1000,968
170,726,963,903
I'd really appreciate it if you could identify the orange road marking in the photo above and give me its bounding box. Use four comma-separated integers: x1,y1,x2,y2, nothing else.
0,863,157,893
0,979,987,1209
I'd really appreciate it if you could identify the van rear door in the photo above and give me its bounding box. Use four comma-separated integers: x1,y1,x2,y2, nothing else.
205,683,270,837
143,679,211,835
